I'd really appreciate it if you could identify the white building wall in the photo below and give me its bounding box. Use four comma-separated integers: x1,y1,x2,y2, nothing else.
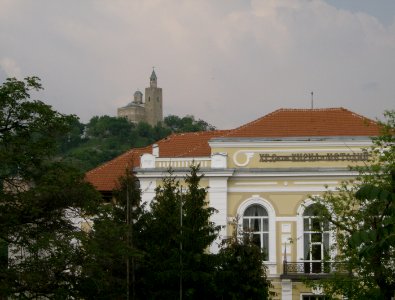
208,177,228,253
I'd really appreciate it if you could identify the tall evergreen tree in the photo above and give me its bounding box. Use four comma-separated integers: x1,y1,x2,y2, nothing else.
139,166,219,299
78,169,143,300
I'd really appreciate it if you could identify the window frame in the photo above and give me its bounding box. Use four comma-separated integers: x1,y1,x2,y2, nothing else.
237,197,276,263
300,294,327,300
297,199,336,273
242,204,270,253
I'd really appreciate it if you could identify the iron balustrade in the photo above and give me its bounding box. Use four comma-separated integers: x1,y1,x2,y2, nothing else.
282,261,350,277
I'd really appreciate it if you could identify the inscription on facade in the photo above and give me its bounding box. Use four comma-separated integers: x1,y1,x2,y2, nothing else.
259,151,369,163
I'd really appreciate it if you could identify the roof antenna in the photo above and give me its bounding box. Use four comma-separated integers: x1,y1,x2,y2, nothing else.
311,91,314,109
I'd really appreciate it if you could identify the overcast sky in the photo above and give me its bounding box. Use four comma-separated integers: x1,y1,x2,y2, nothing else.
1,0,394,129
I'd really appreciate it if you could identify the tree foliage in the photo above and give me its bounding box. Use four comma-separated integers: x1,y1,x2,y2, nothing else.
60,116,170,171
215,219,273,300
164,115,216,132
0,77,101,299
311,110,395,300
78,169,143,299
80,163,273,299
59,114,215,172
138,166,219,299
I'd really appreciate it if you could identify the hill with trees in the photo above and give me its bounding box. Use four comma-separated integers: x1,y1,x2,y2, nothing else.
59,115,216,171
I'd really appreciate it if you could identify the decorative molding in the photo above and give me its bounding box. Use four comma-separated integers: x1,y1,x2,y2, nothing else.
232,170,358,177
233,151,254,166
140,153,155,168
210,139,372,149
235,181,278,186
294,181,338,185
276,216,298,222
281,224,292,233
229,186,336,193
211,152,227,169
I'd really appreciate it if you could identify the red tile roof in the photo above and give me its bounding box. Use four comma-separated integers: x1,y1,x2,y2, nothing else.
86,108,381,191
85,130,230,191
227,108,380,137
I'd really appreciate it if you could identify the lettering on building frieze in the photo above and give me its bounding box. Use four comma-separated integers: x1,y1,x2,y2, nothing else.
258,151,369,163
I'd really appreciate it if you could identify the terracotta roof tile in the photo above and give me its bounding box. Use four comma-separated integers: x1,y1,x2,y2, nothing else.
226,108,380,137
86,108,381,191
85,146,150,191
85,130,230,191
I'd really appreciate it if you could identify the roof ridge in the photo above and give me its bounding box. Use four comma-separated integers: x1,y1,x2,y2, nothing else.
230,108,283,133
339,107,377,125
277,107,344,112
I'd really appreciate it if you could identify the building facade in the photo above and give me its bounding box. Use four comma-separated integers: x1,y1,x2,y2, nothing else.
87,108,380,299
117,70,163,126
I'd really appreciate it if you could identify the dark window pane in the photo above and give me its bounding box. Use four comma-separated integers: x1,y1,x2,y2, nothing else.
323,233,329,251
311,233,322,243
252,234,261,248
312,218,321,231
302,295,327,299
262,234,269,253
243,219,249,231
312,262,322,273
303,205,316,216
244,204,268,216
304,262,311,274
312,244,322,260
262,218,268,231
304,218,310,231
323,220,329,231
253,218,260,231
304,233,310,260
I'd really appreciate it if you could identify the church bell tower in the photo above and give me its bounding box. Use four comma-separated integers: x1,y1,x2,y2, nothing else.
144,69,163,126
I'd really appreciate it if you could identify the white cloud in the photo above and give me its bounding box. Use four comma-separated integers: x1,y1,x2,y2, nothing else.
0,0,394,127
0,58,22,78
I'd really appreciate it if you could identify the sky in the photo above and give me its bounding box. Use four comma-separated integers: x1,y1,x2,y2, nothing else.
1,0,394,129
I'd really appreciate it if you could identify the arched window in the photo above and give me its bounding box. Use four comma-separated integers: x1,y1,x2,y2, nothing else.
303,204,330,273
237,197,276,264
242,204,269,257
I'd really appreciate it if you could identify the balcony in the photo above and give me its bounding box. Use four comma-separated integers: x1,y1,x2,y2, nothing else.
281,260,350,280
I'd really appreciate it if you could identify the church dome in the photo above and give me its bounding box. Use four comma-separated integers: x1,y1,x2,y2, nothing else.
133,90,143,104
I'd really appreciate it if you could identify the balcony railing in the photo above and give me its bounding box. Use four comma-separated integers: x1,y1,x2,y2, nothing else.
281,261,350,279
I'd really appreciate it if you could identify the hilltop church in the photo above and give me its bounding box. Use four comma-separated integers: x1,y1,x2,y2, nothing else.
117,69,163,126
87,107,380,299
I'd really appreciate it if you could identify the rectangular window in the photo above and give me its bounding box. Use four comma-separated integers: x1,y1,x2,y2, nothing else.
302,295,327,300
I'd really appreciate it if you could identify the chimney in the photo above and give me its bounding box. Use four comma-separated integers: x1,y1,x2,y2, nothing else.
152,144,159,157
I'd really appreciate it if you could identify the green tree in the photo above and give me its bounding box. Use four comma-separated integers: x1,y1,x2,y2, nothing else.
311,111,395,300
215,218,272,300
61,117,172,171
0,77,101,299
58,116,86,153
78,169,143,299
139,166,219,299
164,115,216,132
60,114,214,171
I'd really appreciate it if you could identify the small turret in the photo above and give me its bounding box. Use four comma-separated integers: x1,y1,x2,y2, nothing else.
133,90,143,104
150,69,157,88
